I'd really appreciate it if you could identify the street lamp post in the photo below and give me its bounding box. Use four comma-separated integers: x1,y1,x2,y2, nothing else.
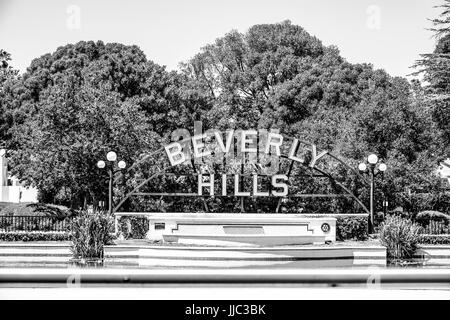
97,151,126,215
358,154,387,234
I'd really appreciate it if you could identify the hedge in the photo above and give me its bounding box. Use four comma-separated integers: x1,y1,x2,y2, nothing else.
418,234,450,245
0,232,70,242
0,203,74,218
416,210,450,220
117,216,149,239
336,216,368,241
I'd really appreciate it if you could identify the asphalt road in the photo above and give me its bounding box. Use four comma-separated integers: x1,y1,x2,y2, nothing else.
1,268,450,290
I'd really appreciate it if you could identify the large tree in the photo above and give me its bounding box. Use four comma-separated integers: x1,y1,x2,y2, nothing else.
181,21,443,213
0,49,19,145
5,41,188,207
4,41,185,139
5,22,446,214
9,78,159,207
182,21,427,154
414,0,450,156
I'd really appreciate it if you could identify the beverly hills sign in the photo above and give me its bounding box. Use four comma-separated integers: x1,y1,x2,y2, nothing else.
113,126,339,245
164,128,328,197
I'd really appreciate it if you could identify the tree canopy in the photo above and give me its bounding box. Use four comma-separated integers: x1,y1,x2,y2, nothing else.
0,50,19,145
0,19,447,214
414,0,450,156
179,21,443,213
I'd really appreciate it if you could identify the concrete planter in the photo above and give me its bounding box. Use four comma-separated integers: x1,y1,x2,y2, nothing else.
104,243,386,268
115,213,337,245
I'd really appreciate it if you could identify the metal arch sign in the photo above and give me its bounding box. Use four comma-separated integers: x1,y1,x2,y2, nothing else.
113,126,370,214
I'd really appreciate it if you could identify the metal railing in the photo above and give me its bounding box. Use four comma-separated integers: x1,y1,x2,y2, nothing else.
0,216,72,232
414,218,450,235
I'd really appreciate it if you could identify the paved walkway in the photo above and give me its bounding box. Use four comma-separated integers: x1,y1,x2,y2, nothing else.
0,241,72,268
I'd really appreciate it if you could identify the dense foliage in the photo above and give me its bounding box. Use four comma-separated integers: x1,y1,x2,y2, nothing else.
0,231,70,242
0,49,19,145
335,216,368,241
117,216,149,239
416,210,450,220
379,215,421,260
414,0,450,155
70,211,114,259
0,14,448,214
0,203,74,217
418,234,450,244
177,20,444,213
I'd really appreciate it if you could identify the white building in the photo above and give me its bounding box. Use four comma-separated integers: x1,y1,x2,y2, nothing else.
0,149,38,203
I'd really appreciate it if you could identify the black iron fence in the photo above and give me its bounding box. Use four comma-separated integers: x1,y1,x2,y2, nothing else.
0,216,73,232
1,214,449,235
414,218,450,235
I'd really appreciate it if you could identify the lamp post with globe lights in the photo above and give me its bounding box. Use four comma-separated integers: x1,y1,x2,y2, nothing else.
97,151,126,215
358,154,387,234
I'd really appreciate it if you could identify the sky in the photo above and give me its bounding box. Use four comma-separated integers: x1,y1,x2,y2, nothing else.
0,0,443,79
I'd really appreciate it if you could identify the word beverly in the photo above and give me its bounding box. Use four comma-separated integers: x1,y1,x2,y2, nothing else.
164,129,328,168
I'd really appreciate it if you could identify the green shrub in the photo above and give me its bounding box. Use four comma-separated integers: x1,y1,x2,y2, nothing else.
418,235,450,245
416,211,450,220
118,216,149,239
0,203,74,218
0,231,70,241
414,211,450,235
379,215,421,261
26,203,75,218
70,211,114,260
336,216,368,241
